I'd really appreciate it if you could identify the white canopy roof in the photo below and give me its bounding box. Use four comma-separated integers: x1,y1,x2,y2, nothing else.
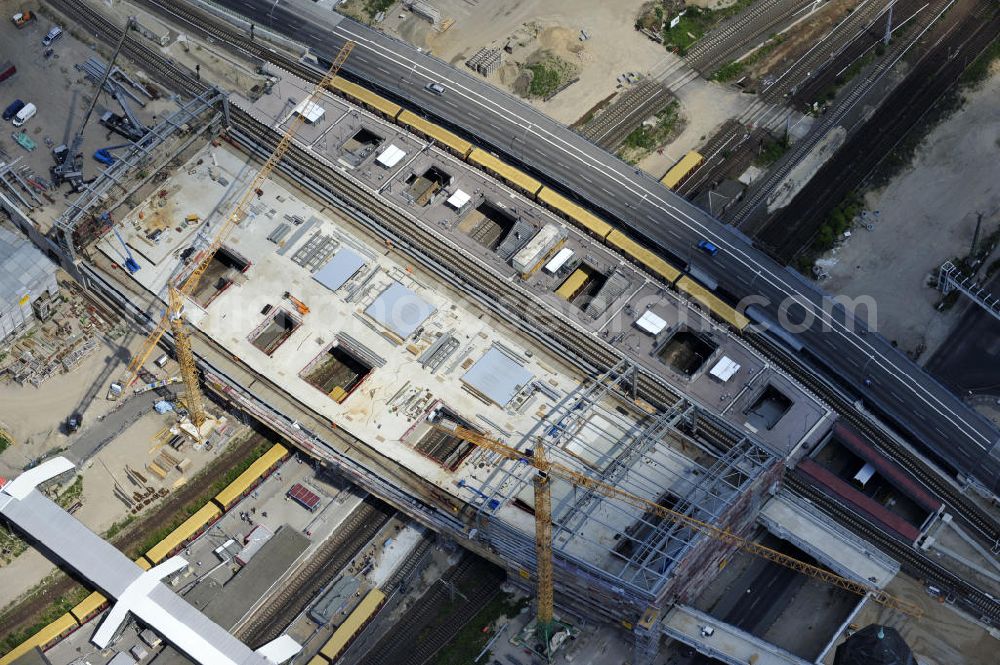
635,310,667,335
292,99,325,123
446,189,471,209
544,247,574,273
376,144,407,168
709,356,741,382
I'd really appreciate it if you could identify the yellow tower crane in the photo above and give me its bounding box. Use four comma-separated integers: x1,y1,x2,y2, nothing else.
435,422,922,656
115,42,356,433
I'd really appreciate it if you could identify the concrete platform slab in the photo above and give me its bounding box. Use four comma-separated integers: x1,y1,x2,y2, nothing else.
663,604,810,665
760,493,899,587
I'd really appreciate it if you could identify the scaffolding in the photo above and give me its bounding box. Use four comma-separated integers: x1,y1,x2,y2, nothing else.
461,360,779,616
53,88,228,260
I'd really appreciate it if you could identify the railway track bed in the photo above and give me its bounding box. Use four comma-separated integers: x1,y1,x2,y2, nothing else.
355,554,505,665
239,497,394,647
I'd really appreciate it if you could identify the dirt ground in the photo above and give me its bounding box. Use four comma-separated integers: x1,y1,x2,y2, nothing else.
821,574,998,665
639,79,754,177
0,392,238,610
381,0,668,124
0,343,117,468
817,66,1000,361
1,408,170,606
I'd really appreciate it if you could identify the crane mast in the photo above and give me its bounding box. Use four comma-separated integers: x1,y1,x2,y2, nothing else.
532,443,555,656
435,422,924,630
115,42,355,419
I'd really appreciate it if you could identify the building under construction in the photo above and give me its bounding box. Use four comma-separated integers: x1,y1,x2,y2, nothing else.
96,135,806,632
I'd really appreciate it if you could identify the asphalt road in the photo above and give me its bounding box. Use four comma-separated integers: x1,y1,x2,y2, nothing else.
215,0,1000,492
926,275,1000,398
67,392,170,464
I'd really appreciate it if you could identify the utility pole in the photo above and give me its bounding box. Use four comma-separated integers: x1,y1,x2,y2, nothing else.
969,212,983,266
884,0,895,46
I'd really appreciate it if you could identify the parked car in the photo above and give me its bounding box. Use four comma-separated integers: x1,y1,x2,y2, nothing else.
0,61,16,84
2,99,24,121
11,10,36,28
41,25,63,46
65,412,83,433
12,102,36,127
697,239,719,256
425,81,446,95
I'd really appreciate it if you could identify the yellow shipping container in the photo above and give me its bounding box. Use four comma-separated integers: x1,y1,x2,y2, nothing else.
661,151,703,189
397,110,473,158
329,76,402,119
676,276,750,330
606,230,681,284
0,613,78,665
213,443,289,510
145,502,221,564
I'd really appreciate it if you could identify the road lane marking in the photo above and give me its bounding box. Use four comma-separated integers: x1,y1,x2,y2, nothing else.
298,19,994,452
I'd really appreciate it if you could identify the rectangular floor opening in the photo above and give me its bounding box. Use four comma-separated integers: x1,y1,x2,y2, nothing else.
745,385,792,431
657,328,718,376
249,308,301,356
191,246,250,307
555,264,606,304
404,165,451,206
457,201,518,250
301,343,373,402
342,127,383,163
410,406,477,470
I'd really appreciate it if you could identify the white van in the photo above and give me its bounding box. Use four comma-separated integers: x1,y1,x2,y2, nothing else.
42,26,63,46
11,102,35,127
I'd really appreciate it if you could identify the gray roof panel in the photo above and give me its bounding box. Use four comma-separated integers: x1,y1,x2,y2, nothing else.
365,281,436,340
461,347,534,406
312,247,365,292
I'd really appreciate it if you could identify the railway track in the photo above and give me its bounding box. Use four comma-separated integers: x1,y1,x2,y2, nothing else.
383,533,435,591
226,109,690,413
675,121,768,202
134,0,321,82
52,0,696,419
580,79,672,150
758,0,895,103
53,0,1000,612
48,0,210,97
727,0,956,227
785,477,1000,624
756,0,1000,259
238,497,394,647
356,555,505,665
747,331,1000,547
789,0,926,108
686,0,815,75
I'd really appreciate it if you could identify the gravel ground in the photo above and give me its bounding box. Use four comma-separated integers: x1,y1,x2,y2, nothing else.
816,67,1000,362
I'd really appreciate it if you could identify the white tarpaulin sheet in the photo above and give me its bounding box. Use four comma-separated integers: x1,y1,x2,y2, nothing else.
709,356,741,382
446,189,471,209
635,310,667,335
376,144,406,168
